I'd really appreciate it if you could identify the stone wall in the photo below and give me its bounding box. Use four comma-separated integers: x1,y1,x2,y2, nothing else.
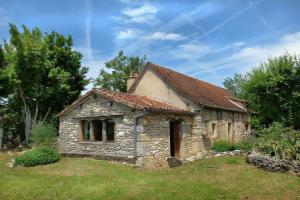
135,113,204,168
246,151,300,175
200,108,251,143
59,94,140,161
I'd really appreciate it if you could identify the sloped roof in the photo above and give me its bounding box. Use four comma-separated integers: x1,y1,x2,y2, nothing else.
129,62,248,112
57,88,191,117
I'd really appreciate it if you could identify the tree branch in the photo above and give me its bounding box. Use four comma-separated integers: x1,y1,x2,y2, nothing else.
42,107,51,122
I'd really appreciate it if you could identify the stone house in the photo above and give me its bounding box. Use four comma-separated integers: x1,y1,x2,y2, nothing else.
58,62,251,168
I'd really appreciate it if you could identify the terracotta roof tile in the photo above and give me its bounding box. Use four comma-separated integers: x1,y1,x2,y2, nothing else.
96,89,191,114
129,62,248,112
57,89,191,117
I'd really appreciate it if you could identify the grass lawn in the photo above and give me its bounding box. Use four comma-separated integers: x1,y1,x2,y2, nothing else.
0,153,299,200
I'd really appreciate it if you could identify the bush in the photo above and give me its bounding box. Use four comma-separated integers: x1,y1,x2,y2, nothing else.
256,122,300,160
235,140,253,151
15,147,60,167
31,122,57,146
212,140,235,152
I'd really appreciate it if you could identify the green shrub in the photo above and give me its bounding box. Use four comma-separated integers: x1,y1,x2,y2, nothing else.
15,147,60,167
31,122,57,146
256,122,300,160
235,140,253,151
212,140,235,152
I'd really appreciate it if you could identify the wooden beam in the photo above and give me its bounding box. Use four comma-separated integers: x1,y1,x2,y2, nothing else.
73,114,124,120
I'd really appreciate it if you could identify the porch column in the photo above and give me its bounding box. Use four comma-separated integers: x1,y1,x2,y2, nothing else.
89,121,94,141
102,121,107,142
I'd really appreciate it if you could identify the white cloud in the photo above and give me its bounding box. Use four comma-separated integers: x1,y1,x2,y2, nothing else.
115,29,141,40
170,41,212,60
113,3,159,26
231,31,300,67
233,42,245,47
127,14,158,25
115,29,186,43
123,3,157,18
146,32,186,41
185,31,300,76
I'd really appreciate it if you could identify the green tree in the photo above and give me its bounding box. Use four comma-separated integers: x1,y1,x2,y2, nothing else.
224,53,300,129
244,54,300,129
0,46,11,100
1,24,88,144
223,73,249,98
94,50,146,92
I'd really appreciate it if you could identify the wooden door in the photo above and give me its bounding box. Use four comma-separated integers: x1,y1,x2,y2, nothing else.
170,121,180,158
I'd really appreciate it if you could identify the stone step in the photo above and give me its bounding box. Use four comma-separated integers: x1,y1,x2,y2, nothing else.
167,157,182,168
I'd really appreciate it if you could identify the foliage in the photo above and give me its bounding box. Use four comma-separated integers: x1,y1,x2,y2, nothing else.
223,73,248,98
212,140,235,152
235,139,254,151
1,154,299,199
256,122,300,160
15,146,60,167
0,97,23,147
224,53,300,129
94,50,146,92
212,139,254,152
31,122,57,146
0,24,88,144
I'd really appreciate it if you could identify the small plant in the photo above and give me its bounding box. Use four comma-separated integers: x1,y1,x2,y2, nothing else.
256,122,300,160
235,140,253,151
212,140,235,152
31,122,57,147
15,146,60,167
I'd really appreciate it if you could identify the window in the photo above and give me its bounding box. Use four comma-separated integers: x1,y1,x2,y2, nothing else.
228,123,232,140
212,123,216,136
80,119,115,142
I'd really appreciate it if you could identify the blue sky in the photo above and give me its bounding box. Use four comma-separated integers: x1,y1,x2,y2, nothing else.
1,0,300,90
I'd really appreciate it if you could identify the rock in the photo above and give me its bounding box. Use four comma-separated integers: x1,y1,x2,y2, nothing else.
167,157,182,168
7,158,16,168
246,151,300,175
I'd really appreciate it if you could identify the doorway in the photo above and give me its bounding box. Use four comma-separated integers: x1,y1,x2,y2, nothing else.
170,120,181,158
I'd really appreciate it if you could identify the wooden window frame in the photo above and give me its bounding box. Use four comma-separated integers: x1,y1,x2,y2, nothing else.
79,119,115,143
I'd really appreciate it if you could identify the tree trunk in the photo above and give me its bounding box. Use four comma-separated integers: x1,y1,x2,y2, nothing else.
42,107,51,122
19,89,32,145
0,127,3,149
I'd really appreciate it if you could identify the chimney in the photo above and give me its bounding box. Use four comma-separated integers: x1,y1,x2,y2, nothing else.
127,71,138,91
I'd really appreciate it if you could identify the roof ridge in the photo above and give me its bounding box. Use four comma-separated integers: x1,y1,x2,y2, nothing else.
147,62,230,93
